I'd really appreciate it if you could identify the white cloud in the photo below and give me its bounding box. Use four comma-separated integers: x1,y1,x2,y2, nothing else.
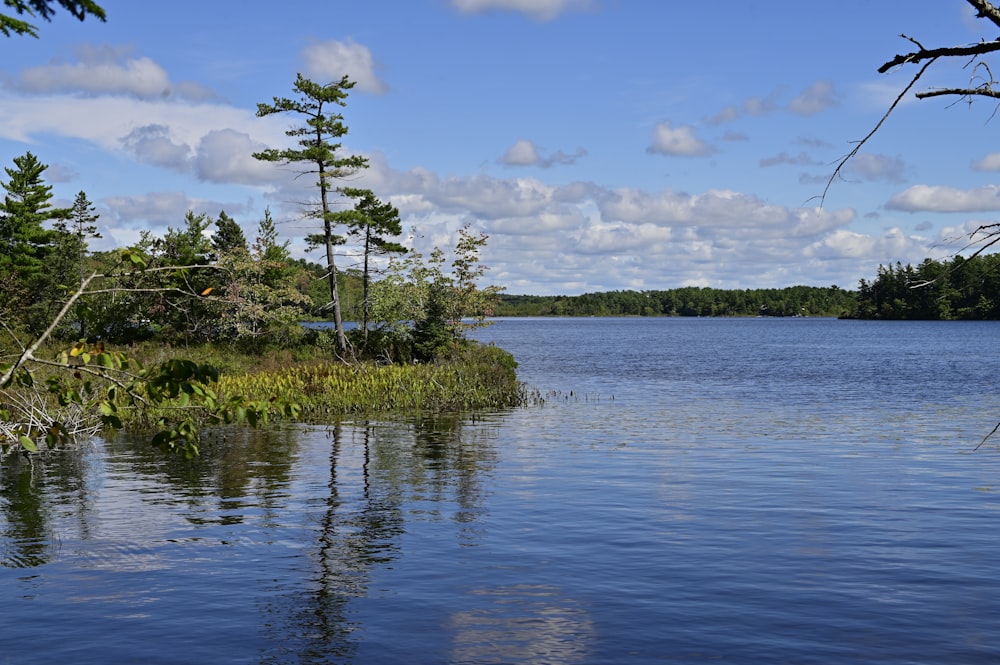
843,153,906,183
8,46,215,100
301,40,387,94
888,184,1000,212
646,121,713,157
805,227,926,262
743,94,779,116
0,91,287,187
195,129,276,185
450,0,592,21
499,139,587,168
500,139,540,166
120,124,191,171
972,152,1000,171
788,80,837,115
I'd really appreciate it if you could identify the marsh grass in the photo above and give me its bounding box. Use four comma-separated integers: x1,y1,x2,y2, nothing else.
215,342,527,418
0,338,525,457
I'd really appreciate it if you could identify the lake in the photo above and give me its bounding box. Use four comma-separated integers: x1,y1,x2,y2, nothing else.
3,317,1000,663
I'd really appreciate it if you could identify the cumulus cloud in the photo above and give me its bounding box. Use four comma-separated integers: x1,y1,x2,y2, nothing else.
500,139,540,165
887,184,1000,212
250,153,935,293
301,39,387,94
425,175,557,219
788,80,837,115
8,45,215,100
499,139,587,168
120,124,191,171
972,152,1000,171
646,121,714,157
0,86,291,191
450,0,593,21
805,227,927,263
102,191,241,231
195,129,276,184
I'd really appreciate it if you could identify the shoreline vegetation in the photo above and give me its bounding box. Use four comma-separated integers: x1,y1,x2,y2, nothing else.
495,253,1000,321
496,285,855,318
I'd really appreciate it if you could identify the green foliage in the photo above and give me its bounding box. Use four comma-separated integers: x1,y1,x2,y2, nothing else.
333,187,406,342
850,254,1000,320
0,152,72,334
50,190,101,335
211,210,248,258
134,211,218,343
216,341,523,416
0,0,105,38
254,73,369,356
212,242,313,351
496,285,856,318
367,225,504,362
0,327,276,460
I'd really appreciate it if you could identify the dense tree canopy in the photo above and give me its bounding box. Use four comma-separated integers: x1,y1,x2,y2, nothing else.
849,255,1000,320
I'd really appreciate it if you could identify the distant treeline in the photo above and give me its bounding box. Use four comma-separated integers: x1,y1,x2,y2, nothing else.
495,285,855,318
497,254,1000,320
851,254,1000,320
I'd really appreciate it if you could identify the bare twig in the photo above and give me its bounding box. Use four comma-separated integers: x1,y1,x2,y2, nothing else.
819,58,937,206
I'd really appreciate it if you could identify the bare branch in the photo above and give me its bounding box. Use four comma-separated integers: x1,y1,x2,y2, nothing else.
0,271,98,388
879,39,1000,73
969,0,1000,31
916,87,1000,99
818,58,936,206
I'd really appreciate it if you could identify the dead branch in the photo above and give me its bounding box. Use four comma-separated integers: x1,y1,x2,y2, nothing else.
916,87,1000,99
819,59,936,206
879,39,1000,74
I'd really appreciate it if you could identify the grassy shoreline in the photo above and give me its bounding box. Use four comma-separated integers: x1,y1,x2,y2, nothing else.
0,339,527,457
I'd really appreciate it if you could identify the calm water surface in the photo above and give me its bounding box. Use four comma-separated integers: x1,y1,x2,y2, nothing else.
3,318,1000,663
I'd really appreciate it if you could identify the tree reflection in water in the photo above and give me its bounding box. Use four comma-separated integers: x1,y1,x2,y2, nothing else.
0,447,95,569
261,416,504,662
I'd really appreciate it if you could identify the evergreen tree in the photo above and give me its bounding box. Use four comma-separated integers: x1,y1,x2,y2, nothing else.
0,152,70,333
254,74,369,357
211,210,247,259
335,188,406,340
253,207,292,286
1,0,105,38
52,190,101,286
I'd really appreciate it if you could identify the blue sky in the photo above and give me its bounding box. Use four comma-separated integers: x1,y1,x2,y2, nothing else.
2,0,999,295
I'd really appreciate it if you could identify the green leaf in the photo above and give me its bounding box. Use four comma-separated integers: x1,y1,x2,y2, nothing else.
18,436,37,453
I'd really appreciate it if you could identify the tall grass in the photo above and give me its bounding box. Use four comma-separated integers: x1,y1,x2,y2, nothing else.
216,342,526,419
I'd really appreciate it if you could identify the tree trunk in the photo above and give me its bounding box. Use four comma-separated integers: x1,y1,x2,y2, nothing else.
320,169,348,356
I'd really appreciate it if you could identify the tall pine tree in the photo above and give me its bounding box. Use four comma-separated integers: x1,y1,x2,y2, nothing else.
254,74,368,356
211,210,247,259
0,152,71,333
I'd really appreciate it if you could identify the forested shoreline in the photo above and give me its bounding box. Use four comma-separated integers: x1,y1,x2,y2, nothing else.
496,285,855,318
496,253,1000,321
